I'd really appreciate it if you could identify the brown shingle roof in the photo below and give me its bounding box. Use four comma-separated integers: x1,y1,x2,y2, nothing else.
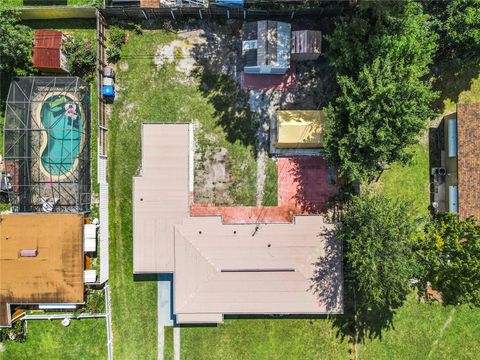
457,103,480,219
0,213,84,326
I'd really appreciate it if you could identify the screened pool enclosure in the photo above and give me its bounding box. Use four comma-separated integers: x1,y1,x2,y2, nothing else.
3,77,91,213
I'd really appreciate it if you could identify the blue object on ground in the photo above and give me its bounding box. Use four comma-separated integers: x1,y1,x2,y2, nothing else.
102,85,115,98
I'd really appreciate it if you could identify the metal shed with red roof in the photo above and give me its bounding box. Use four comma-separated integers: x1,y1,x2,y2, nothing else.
32,30,68,73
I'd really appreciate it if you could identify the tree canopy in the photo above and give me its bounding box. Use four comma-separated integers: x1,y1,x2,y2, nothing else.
426,0,480,60
416,213,480,306
324,1,438,183
0,9,32,75
337,193,418,320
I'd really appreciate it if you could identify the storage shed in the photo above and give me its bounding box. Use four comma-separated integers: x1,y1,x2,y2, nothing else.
32,30,69,74
276,110,326,148
291,30,322,61
243,21,292,75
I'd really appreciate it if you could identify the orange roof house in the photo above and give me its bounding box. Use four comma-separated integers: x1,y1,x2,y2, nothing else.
32,30,69,73
0,213,84,327
133,123,343,324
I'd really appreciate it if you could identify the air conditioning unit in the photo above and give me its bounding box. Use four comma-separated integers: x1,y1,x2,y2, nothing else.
431,167,446,176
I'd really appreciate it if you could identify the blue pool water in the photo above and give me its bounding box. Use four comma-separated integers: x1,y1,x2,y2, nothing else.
40,95,83,176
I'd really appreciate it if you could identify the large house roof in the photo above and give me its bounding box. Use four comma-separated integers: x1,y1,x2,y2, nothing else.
457,103,480,219
133,123,190,273
133,123,343,324
0,213,84,326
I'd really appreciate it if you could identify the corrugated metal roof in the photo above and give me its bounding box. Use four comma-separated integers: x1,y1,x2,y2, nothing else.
32,30,63,71
243,21,291,72
292,30,322,55
276,110,326,148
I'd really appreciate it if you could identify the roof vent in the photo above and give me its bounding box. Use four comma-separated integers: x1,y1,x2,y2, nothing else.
20,249,37,257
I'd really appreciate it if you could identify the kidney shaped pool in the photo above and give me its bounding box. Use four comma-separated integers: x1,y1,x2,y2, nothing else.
39,94,83,178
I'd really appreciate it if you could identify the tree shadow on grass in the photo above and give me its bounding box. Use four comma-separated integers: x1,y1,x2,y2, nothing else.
332,282,398,344
198,72,257,149
311,227,399,344
189,21,258,149
430,56,480,112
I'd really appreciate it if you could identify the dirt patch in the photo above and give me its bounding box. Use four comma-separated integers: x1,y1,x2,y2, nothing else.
154,29,208,79
194,147,232,204
119,61,128,72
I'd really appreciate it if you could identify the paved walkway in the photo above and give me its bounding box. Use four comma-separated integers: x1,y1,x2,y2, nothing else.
157,275,173,360
190,156,338,223
174,326,181,360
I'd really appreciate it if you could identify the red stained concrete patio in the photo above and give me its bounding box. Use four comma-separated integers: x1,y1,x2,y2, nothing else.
240,63,298,92
190,156,338,224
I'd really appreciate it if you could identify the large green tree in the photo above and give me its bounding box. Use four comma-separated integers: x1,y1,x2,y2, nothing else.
417,213,480,306
426,0,480,60
337,193,419,337
0,9,32,75
325,1,438,182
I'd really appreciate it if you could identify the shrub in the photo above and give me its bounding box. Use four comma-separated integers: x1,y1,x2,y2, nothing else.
63,35,96,81
79,290,106,314
107,26,127,63
107,47,121,64
0,9,33,75
108,26,127,49
416,213,480,306
0,320,27,343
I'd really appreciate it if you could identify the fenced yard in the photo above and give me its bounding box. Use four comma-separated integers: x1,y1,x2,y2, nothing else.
107,21,480,360
0,318,107,359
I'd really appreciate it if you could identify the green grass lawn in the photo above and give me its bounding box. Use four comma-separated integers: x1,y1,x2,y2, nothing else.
176,296,480,360
164,326,174,360
0,318,107,359
23,19,96,42
107,26,480,360
180,317,350,360
359,297,480,360
109,28,260,359
262,157,278,206
379,143,430,217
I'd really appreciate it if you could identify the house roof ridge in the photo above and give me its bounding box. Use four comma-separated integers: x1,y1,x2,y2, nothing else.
174,227,220,313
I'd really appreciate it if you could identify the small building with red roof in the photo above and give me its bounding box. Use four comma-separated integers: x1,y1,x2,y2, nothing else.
32,30,69,74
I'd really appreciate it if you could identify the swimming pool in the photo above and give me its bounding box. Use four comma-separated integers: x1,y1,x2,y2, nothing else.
39,94,83,179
